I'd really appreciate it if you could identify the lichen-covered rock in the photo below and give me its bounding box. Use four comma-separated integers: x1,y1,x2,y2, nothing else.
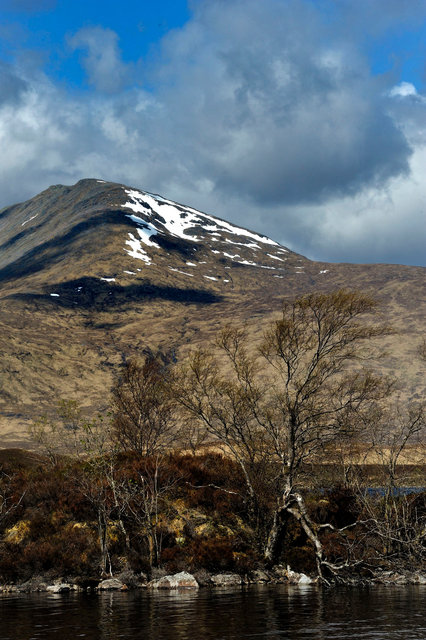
210,573,242,587
150,571,199,589
4,520,30,544
97,578,125,591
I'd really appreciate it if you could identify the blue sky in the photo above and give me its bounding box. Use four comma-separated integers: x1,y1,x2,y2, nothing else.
1,1,191,88
1,0,426,266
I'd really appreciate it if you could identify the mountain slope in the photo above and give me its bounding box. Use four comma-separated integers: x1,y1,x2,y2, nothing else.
0,178,309,298
0,179,424,447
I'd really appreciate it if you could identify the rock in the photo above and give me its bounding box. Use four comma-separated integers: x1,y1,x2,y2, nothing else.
75,577,100,590
270,565,288,583
46,583,72,593
97,578,125,591
210,573,242,587
0,585,18,593
392,574,409,585
193,569,212,586
16,578,47,593
373,570,426,585
287,568,315,584
117,569,148,588
150,571,199,589
249,569,271,583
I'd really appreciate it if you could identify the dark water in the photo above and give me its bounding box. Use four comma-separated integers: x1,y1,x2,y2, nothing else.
0,585,425,639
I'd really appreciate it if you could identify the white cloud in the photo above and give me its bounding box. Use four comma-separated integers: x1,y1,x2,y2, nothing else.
0,0,426,267
389,82,418,98
68,27,133,93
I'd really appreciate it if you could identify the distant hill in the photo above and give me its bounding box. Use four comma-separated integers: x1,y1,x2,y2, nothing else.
0,179,424,447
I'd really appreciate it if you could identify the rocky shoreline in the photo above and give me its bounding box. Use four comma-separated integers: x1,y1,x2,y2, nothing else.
1,566,425,594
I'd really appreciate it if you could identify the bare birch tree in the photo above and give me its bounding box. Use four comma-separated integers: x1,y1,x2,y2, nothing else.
112,356,179,455
175,290,393,579
355,401,425,564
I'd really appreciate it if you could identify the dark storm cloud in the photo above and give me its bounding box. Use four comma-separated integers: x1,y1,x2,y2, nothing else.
150,0,412,205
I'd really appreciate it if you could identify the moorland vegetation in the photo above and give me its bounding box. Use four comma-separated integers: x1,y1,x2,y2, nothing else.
0,290,424,586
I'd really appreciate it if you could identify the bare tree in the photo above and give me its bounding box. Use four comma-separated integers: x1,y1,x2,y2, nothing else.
30,404,125,576
29,399,84,465
112,356,179,455
175,290,393,579
355,401,425,564
114,455,179,568
0,471,25,530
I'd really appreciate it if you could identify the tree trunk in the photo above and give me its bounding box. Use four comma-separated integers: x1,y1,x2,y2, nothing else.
288,493,324,580
264,477,293,566
98,511,112,576
264,491,326,580
264,502,291,566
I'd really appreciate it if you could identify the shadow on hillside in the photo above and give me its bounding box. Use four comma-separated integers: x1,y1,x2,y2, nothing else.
7,277,223,309
0,210,205,282
0,210,200,282
0,212,135,282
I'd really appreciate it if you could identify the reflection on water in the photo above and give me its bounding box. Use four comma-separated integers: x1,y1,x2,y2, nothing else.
0,585,425,639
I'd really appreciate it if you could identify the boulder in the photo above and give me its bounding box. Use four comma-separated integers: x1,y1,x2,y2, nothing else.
287,568,315,585
16,578,47,593
297,573,315,585
97,578,125,591
117,569,148,588
46,583,72,593
210,573,242,587
270,565,288,583
150,571,199,589
249,569,271,583
0,585,18,593
193,569,212,586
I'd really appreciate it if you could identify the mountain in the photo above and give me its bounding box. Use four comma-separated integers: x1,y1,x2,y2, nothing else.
0,179,424,447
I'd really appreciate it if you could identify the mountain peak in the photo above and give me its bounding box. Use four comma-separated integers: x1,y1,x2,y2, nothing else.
0,179,305,299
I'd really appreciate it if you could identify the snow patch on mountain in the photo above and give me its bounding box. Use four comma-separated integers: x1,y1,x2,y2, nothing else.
125,215,158,246
169,267,194,277
125,233,152,264
21,214,38,226
123,189,203,243
118,186,293,278
122,188,279,248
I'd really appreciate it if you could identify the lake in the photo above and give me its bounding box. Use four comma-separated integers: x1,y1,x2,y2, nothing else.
0,585,425,639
